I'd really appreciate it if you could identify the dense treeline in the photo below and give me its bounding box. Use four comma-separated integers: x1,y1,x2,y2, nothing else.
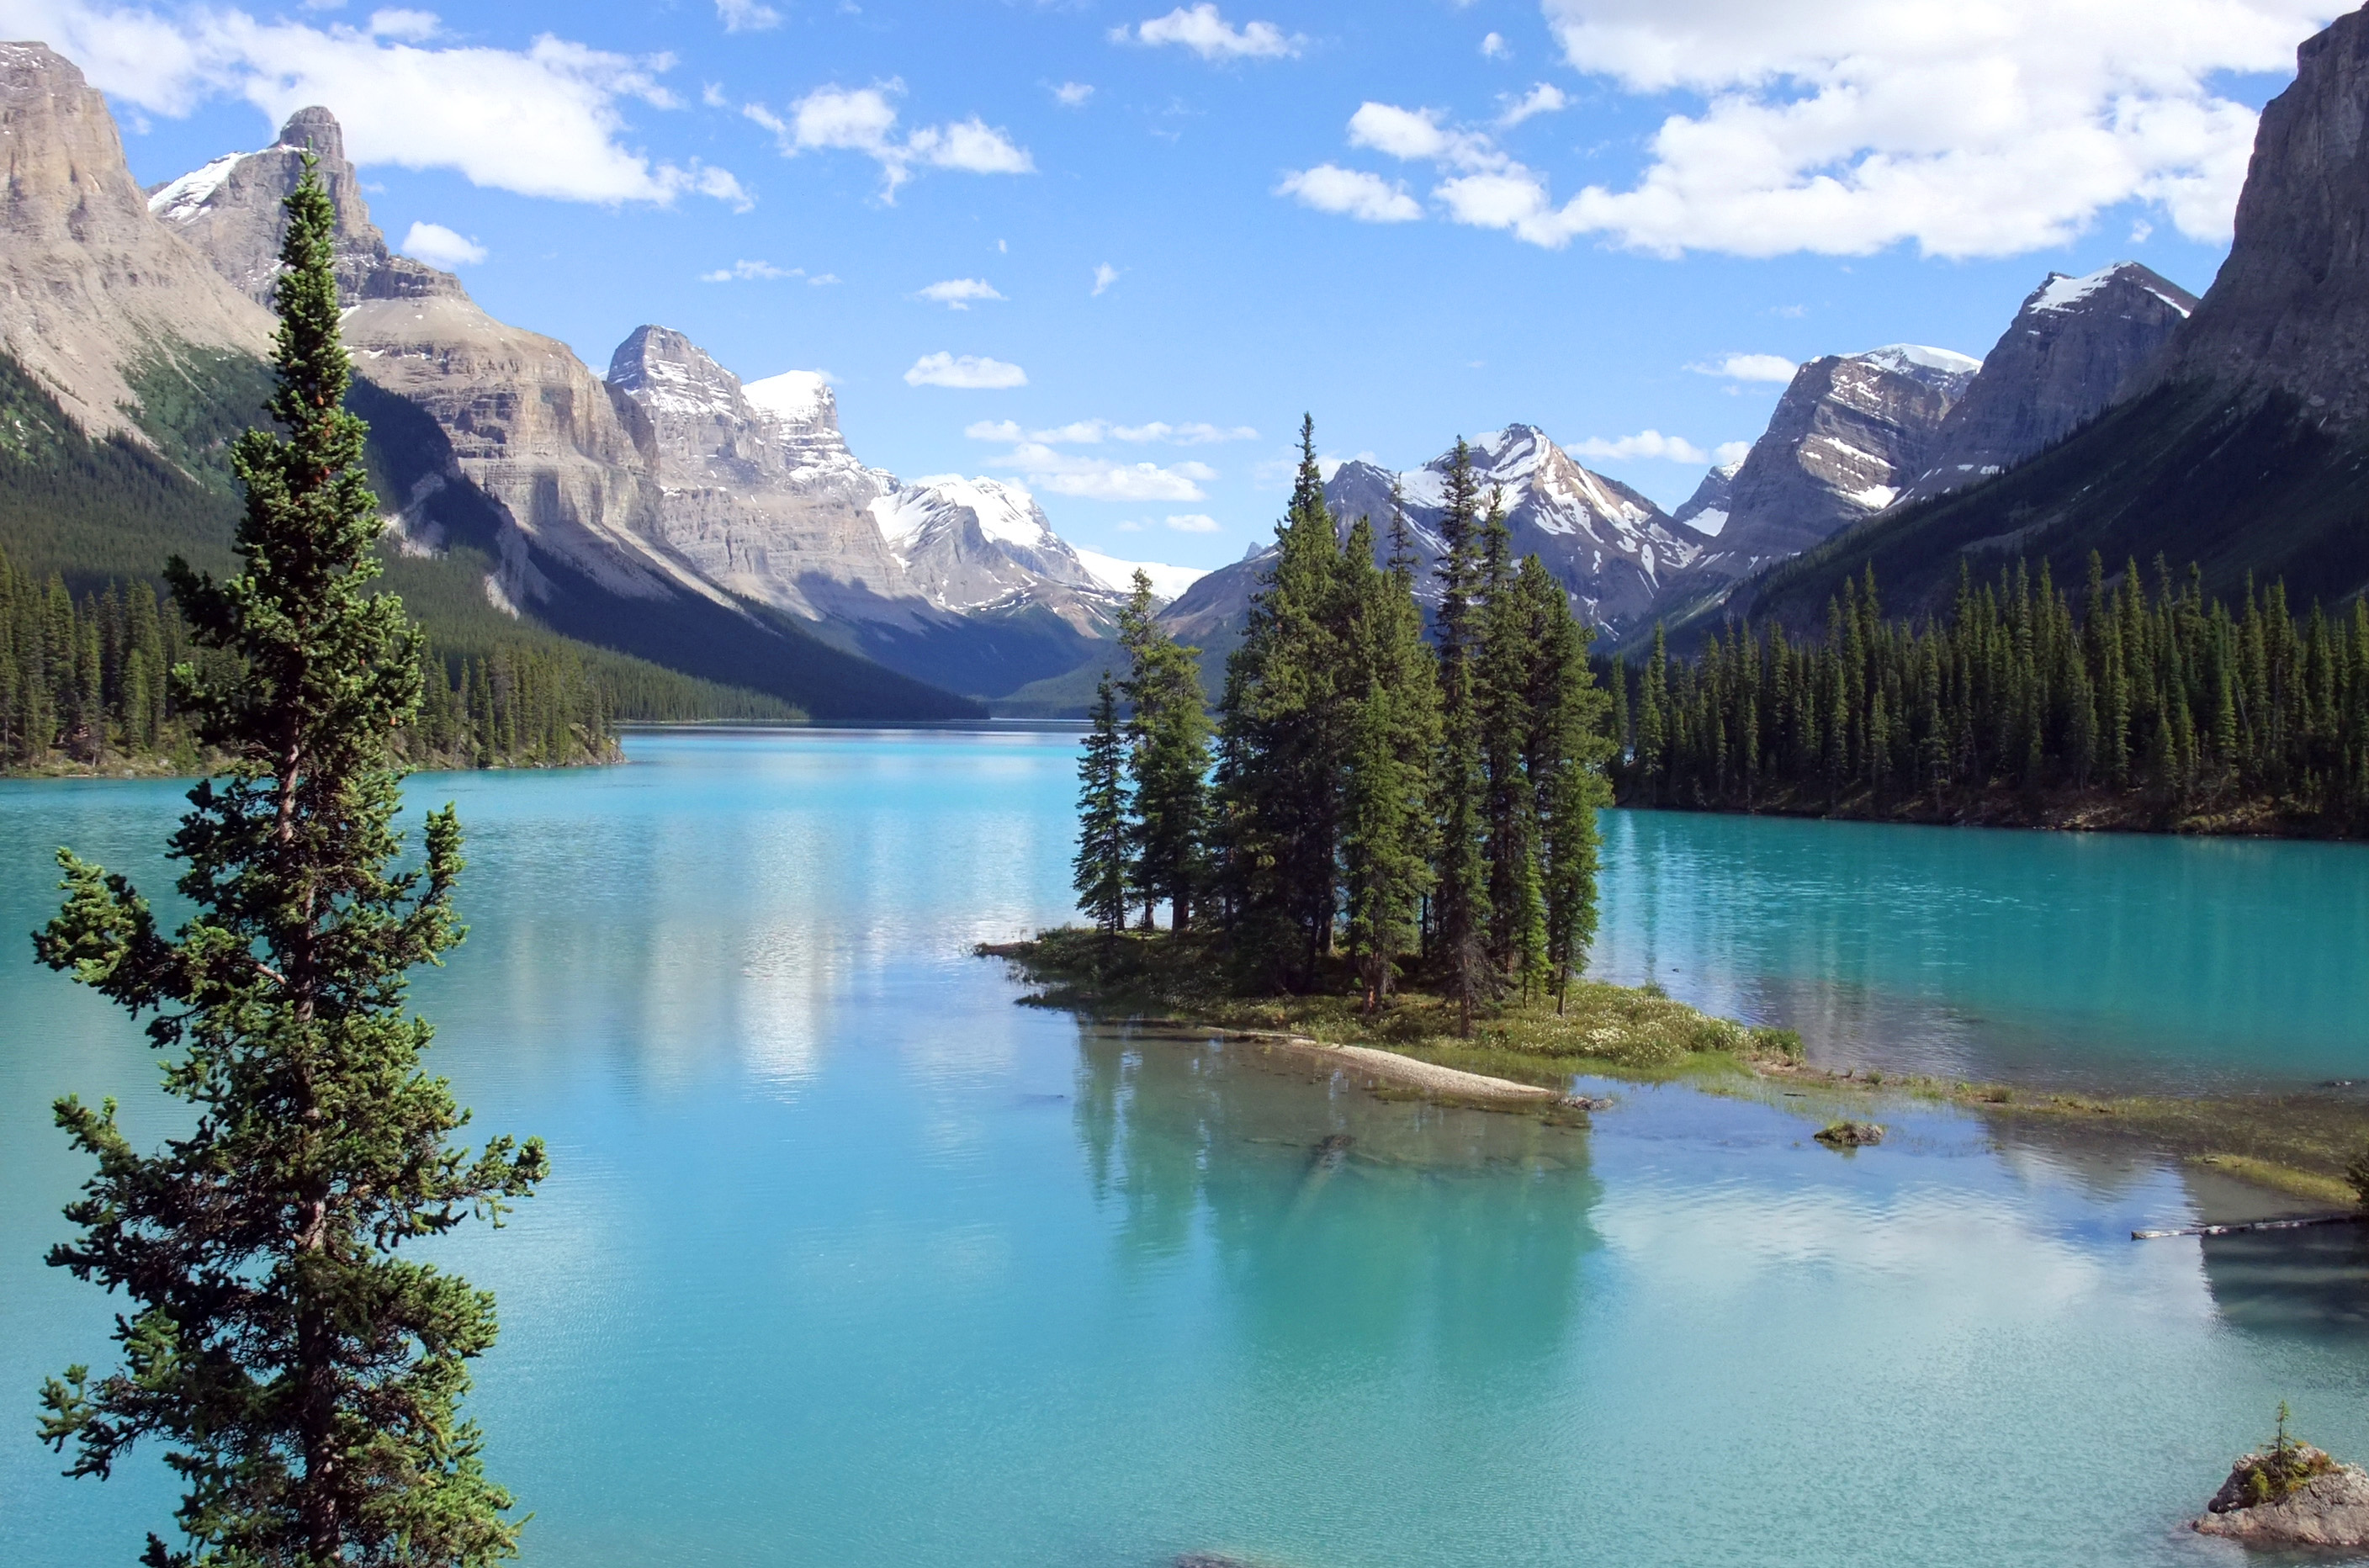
0,539,772,773
1608,555,2369,832
1075,421,1613,1029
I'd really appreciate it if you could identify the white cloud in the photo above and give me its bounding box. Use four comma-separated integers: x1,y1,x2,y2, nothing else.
1481,30,1509,57
1091,262,1120,295
367,8,437,40
964,418,1257,446
1714,440,1753,466
1496,82,1568,127
1689,352,1799,383
1117,421,1257,443
691,165,754,210
19,3,746,206
1275,164,1422,222
916,277,1004,309
749,81,1033,199
398,219,485,267
1348,101,1502,170
1052,80,1094,107
1512,0,2343,256
904,352,1028,389
701,258,800,282
994,444,1217,501
808,273,840,285
1571,429,1710,463
967,424,1220,498
716,0,781,32
1115,4,1303,60
1160,512,1222,532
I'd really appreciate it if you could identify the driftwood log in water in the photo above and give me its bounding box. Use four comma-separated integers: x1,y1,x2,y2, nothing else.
2133,1213,2366,1241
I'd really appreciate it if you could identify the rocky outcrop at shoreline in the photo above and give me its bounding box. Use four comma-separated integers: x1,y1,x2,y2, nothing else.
2195,1444,2369,1549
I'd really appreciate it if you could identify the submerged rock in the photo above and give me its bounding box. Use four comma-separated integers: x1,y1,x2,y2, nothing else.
1814,1120,1886,1147
2194,1445,2369,1549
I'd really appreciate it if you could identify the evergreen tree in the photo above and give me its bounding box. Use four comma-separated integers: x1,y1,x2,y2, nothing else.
1073,673,1131,935
1338,505,1439,1009
1119,570,1211,930
1429,438,1495,1033
31,160,548,1568
1476,490,1544,983
1516,558,1612,1010
1211,416,1349,982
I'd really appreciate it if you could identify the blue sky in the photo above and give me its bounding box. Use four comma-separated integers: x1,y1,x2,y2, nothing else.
18,0,2346,568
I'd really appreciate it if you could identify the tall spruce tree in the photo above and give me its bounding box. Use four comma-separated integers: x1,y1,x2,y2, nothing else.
1119,570,1211,930
1514,557,1611,1010
1429,439,1495,1033
1338,506,1439,1009
32,160,547,1568
1475,490,1545,985
1073,673,1131,935
1213,416,1349,986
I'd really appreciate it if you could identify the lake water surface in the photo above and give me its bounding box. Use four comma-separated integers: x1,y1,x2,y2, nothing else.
4,728,2366,1568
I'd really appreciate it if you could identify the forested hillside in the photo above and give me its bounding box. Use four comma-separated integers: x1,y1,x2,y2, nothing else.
0,348,800,774
1609,557,2369,836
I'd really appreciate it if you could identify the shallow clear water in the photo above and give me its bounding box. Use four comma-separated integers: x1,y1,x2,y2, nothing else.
3,729,2366,1568
1591,808,2369,1093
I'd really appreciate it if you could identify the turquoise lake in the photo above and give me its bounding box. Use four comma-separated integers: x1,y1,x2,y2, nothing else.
5,728,2368,1566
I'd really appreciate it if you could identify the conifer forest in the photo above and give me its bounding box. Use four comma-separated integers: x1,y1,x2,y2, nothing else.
1607,558,2369,834
1075,422,1613,1025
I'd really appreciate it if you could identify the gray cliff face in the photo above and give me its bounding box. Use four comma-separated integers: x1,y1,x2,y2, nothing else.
1708,346,1979,572
0,42,272,438
146,106,461,308
605,325,913,622
2130,7,2369,423
1902,263,2197,505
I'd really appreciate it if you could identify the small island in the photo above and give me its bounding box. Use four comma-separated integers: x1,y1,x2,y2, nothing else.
2196,1407,2369,1550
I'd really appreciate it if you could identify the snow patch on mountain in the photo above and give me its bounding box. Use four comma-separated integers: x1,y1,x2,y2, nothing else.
744,370,831,428
876,475,1052,552
147,152,248,224
1073,548,1205,601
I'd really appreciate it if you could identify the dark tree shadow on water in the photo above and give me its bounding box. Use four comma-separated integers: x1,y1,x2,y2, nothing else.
2203,1224,2369,1341
1068,1019,1605,1373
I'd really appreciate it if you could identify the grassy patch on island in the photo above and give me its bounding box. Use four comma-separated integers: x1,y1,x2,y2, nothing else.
980,925,1802,1086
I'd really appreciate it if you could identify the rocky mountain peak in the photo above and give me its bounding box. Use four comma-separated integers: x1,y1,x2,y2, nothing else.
1901,261,2198,505
1850,344,1983,400
1672,457,1741,538
1708,349,1974,567
277,105,346,162
871,475,1110,624
744,371,840,437
607,324,757,429
2123,6,2369,424
1322,426,1699,634
147,104,461,307
0,40,271,437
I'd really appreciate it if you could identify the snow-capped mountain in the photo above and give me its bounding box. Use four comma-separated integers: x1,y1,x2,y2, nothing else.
1328,424,1709,632
1163,423,1706,657
147,106,457,308
1671,458,1741,538
125,105,1200,701
1674,344,1980,591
